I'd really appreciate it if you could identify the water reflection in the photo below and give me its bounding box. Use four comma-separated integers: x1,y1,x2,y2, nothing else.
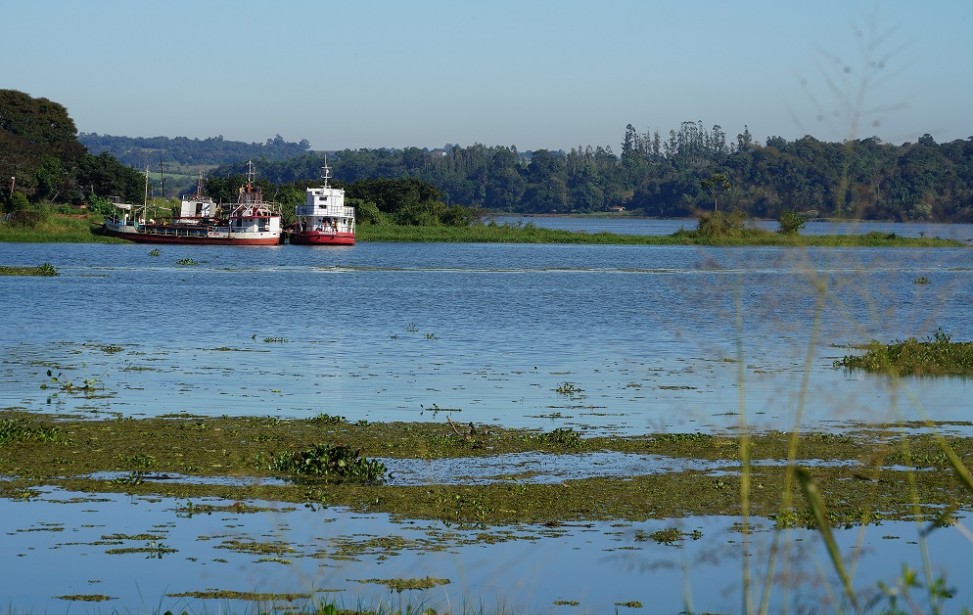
2,487,968,613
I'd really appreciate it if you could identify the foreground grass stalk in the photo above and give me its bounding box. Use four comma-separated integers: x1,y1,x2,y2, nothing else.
734,285,754,615
796,467,859,611
759,273,829,615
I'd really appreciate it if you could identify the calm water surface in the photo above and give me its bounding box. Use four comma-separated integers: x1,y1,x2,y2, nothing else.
2,228,973,612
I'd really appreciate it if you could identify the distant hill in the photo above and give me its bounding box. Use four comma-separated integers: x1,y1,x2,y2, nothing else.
77,133,312,170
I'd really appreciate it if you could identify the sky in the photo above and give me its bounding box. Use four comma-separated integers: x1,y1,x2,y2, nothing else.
3,0,972,152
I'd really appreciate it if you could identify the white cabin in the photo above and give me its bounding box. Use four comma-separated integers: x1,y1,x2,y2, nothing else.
296,184,355,233
179,196,216,218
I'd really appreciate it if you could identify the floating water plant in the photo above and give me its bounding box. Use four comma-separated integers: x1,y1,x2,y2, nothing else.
41,369,98,395
355,576,450,592
270,444,387,483
555,382,583,396
307,412,346,424
537,427,583,448
0,417,62,444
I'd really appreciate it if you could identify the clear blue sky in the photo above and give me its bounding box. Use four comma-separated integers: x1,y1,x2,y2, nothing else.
4,0,971,151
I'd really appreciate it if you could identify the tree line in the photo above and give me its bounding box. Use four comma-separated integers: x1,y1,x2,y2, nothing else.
207,123,973,222
5,88,973,223
78,133,311,169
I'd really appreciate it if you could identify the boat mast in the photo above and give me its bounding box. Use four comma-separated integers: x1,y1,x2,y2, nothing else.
321,157,331,188
142,167,149,222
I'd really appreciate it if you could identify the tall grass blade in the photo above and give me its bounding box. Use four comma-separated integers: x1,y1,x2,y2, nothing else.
795,467,858,611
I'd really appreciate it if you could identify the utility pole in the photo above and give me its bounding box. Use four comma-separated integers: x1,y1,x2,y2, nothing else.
159,157,166,198
9,176,15,195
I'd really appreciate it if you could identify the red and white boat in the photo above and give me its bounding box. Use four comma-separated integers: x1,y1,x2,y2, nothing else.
288,162,355,246
102,161,283,246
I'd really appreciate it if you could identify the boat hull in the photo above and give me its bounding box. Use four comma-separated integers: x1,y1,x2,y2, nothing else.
102,224,282,246
288,231,356,246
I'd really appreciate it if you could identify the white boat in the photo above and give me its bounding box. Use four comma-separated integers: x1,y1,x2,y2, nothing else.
288,161,355,246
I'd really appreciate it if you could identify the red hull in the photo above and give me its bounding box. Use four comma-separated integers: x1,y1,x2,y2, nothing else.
288,231,356,246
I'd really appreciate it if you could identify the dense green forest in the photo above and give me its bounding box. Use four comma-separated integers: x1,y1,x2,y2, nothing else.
78,132,311,168
5,89,973,222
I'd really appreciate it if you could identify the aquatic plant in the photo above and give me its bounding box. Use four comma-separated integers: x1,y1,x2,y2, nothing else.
834,329,973,376
554,382,583,396
537,427,582,448
114,452,154,485
40,369,98,397
270,444,387,484
0,417,62,443
307,413,346,424
176,257,199,266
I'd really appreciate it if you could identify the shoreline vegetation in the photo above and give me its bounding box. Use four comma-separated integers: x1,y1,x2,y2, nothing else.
0,211,966,247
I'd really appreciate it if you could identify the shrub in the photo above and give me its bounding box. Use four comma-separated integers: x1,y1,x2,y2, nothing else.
778,210,808,235
696,210,746,238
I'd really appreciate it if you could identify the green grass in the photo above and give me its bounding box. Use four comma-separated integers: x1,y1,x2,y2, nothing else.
0,212,117,243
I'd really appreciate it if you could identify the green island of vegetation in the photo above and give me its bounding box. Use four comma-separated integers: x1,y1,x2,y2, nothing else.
835,329,973,377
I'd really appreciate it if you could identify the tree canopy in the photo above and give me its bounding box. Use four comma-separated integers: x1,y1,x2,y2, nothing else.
1,89,145,205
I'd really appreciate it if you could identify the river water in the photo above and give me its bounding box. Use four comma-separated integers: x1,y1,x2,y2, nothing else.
1,220,972,612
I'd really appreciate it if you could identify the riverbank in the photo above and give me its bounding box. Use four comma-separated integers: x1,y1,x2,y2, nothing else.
0,212,966,247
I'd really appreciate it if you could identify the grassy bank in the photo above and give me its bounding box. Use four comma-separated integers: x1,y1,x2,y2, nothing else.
358,222,965,246
0,212,116,243
0,212,966,247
